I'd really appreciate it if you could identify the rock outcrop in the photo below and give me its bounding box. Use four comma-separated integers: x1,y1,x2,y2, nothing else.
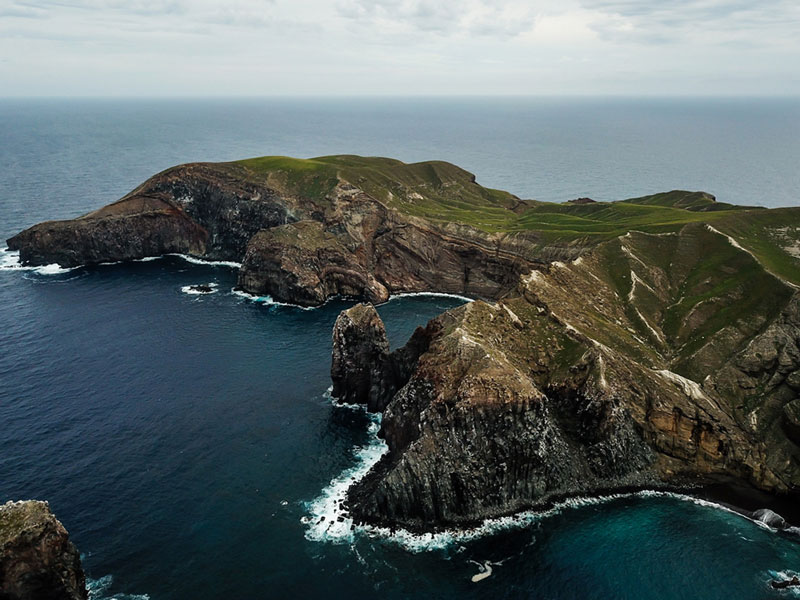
0,501,87,600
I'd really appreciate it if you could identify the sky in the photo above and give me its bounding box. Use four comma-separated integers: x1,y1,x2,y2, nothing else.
1,0,798,96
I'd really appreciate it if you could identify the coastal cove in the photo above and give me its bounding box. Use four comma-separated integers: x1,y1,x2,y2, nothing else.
3,258,800,599
2,99,800,599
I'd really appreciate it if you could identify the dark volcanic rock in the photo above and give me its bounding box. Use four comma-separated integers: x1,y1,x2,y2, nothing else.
752,508,788,529
337,225,800,530
331,304,394,411
345,302,660,529
771,576,800,590
8,161,545,306
7,196,207,268
0,501,87,600
238,221,388,306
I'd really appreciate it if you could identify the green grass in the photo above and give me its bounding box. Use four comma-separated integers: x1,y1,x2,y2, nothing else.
235,156,339,201
620,190,756,212
228,154,800,286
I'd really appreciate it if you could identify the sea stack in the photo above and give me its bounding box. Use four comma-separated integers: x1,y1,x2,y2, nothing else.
0,500,87,600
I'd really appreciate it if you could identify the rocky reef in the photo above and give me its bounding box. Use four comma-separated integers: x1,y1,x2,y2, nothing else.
0,501,87,600
9,154,800,532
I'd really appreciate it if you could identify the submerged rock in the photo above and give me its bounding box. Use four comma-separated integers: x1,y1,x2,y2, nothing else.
0,500,87,600
752,508,788,529
771,575,800,590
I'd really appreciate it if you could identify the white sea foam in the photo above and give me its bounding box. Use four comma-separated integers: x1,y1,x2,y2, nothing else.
0,248,26,270
87,574,149,600
181,282,218,295
303,396,388,544
1,248,78,275
385,291,473,303
168,254,241,268
231,288,317,310
34,263,77,275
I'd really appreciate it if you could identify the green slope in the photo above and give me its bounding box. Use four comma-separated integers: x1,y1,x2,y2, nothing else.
231,154,800,286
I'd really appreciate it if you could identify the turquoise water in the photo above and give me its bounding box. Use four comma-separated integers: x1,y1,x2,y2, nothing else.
1,98,798,599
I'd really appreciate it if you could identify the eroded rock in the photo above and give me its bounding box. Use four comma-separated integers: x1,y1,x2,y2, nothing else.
0,500,87,600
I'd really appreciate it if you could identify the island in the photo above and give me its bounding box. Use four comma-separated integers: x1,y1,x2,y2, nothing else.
8,155,800,533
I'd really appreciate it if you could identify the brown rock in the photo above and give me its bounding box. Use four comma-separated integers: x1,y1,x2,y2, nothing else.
0,501,87,600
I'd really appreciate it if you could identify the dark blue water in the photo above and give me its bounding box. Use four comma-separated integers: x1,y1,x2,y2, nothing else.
1,99,799,599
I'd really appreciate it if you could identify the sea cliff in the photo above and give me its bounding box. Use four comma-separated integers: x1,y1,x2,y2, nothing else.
8,154,800,531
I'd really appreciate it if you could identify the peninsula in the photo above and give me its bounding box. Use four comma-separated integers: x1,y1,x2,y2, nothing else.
8,155,800,531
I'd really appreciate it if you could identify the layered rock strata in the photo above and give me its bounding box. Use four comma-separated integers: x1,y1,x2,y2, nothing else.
7,161,545,307
334,224,800,530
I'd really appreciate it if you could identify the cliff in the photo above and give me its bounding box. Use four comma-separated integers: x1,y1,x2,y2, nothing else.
334,222,800,530
0,501,87,600
7,157,548,306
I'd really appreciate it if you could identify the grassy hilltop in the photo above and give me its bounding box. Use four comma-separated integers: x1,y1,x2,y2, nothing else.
232,154,800,287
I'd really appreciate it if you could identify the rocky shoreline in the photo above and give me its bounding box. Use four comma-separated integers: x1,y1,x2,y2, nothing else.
8,155,800,535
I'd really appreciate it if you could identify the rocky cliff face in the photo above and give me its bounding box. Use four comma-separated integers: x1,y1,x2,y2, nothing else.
0,501,87,600
7,160,547,307
334,225,800,530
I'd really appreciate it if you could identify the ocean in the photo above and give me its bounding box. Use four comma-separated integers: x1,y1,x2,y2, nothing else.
1,98,799,600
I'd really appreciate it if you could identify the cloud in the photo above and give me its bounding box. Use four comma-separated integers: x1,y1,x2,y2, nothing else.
578,0,800,45
337,0,542,38
0,0,798,95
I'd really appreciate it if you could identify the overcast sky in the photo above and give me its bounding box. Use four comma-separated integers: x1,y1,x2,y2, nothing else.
1,0,798,96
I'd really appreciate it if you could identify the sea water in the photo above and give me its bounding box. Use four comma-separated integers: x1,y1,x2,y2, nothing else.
1,98,799,599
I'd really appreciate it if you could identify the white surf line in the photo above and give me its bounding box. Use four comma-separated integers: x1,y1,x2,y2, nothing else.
705,225,799,290
231,288,319,310
302,390,388,544
386,291,474,303
2,248,241,274
167,253,242,268
0,248,78,275
306,391,784,553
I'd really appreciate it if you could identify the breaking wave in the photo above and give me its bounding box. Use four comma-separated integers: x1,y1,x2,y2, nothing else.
1,248,78,275
231,288,317,310
87,574,149,600
167,254,241,268
1,248,240,274
181,282,218,295
385,291,473,303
